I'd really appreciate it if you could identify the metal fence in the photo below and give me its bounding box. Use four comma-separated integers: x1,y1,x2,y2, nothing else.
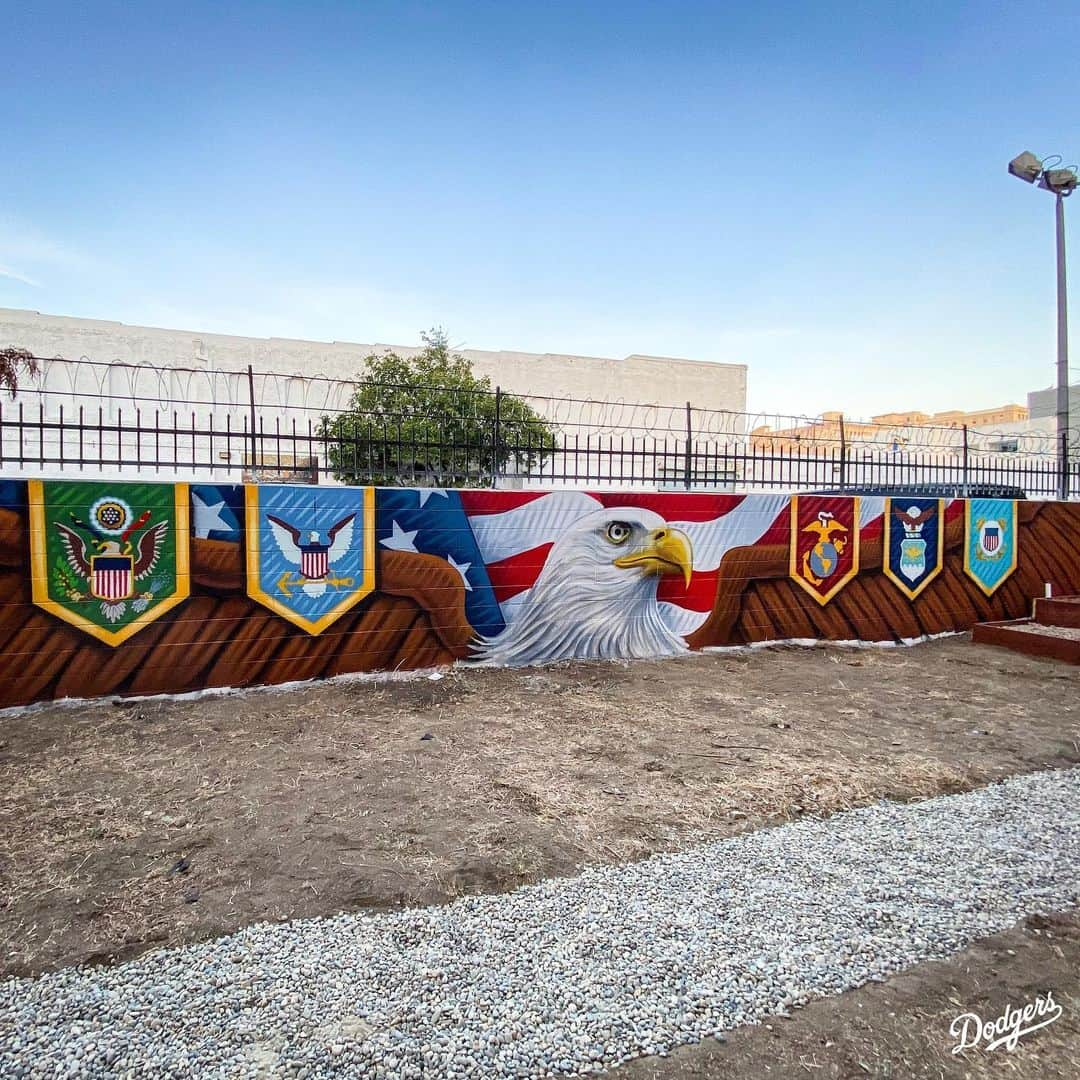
1,355,1077,498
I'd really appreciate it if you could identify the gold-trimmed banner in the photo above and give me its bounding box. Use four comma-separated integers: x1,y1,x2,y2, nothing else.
882,497,944,601
789,495,860,606
245,484,376,634
963,498,1018,597
29,479,190,646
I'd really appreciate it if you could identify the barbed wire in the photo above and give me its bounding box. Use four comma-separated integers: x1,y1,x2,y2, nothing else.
8,354,1077,457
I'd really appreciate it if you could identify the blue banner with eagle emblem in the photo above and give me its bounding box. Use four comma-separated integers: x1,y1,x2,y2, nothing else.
245,485,376,634
883,497,943,600
963,498,1017,597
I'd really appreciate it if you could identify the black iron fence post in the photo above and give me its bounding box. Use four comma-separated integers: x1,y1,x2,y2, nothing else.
1061,429,1070,502
838,414,847,492
961,424,969,498
684,401,692,490
246,364,258,478
492,385,502,488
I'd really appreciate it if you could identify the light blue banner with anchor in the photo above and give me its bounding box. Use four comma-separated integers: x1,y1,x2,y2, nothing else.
245,485,375,634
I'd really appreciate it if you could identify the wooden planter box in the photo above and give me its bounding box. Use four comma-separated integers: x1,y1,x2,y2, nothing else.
973,617,1080,665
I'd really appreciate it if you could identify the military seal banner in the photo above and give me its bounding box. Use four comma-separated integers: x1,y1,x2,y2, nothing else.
245,484,376,634
964,498,1017,596
789,495,860,605
882,497,944,600
29,479,190,646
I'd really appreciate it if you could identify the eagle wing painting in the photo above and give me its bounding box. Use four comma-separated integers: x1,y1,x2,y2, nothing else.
266,515,304,565
266,512,356,598
893,504,935,530
134,521,169,579
266,513,355,565
325,514,356,563
469,506,693,666
55,523,91,578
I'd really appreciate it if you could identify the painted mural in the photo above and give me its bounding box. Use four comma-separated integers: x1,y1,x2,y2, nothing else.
963,498,1018,597
27,479,190,646
789,495,860,605
246,485,375,634
1,479,1078,708
883,498,944,601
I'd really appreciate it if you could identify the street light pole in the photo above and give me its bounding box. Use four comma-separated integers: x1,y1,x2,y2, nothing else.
1055,192,1070,500
1008,150,1076,500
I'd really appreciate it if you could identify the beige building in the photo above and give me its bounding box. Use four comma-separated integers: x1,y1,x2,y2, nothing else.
751,404,1030,452
0,307,746,419
0,307,747,486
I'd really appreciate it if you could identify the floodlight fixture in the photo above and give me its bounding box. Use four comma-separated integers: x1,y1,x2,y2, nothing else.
1042,168,1078,195
1008,151,1043,184
1008,149,1076,499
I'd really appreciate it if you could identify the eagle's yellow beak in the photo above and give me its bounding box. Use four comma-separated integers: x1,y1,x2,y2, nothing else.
613,527,693,587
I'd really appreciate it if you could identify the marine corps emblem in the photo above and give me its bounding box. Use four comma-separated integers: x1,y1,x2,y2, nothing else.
789,495,860,605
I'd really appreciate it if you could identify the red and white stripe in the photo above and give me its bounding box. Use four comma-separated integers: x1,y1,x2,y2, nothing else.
301,548,329,580
459,491,792,636
93,568,131,601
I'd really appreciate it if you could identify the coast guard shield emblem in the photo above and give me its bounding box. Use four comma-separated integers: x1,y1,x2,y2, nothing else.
29,479,190,646
789,495,860,605
882,498,943,600
964,498,1017,596
246,485,375,634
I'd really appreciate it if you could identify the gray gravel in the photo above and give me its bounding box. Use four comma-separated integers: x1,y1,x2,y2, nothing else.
2,767,1078,1079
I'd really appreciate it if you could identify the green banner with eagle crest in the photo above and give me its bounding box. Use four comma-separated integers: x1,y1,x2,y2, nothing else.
29,479,190,646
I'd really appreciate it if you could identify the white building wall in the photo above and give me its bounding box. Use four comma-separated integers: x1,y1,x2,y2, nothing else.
0,307,747,486
0,307,746,413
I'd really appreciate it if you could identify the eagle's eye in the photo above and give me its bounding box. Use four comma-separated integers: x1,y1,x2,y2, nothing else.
605,521,633,545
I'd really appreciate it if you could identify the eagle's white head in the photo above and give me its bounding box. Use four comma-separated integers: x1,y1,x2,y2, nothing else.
470,506,693,667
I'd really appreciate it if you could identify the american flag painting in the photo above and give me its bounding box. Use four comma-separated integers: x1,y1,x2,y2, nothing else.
91,556,133,601
376,488,506,639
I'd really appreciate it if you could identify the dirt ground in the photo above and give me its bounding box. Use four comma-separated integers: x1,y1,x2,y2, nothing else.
2,633,1078,984
619,911,1080,1080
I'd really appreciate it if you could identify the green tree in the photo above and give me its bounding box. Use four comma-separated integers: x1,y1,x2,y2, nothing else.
319,329,557,486
0,347,40,397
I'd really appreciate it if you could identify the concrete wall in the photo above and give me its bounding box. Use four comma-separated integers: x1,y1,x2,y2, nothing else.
0,307,748,489
2,477,1076,708
0,307,747,416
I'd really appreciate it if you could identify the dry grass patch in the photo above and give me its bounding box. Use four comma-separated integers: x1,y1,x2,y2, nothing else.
1,636,1077,976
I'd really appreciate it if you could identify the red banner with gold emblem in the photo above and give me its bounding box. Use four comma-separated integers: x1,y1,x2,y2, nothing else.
789,495,860,605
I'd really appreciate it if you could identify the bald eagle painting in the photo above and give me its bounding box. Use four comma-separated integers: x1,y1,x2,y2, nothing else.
469,506,693,666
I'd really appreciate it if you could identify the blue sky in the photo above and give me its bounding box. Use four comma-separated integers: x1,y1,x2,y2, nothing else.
2,1,1077,417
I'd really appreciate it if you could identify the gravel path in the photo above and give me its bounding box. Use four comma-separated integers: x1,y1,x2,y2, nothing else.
3,768,1078,1080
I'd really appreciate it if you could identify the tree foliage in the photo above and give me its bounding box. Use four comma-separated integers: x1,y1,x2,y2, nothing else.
319,329,557,486
0,347,40,398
